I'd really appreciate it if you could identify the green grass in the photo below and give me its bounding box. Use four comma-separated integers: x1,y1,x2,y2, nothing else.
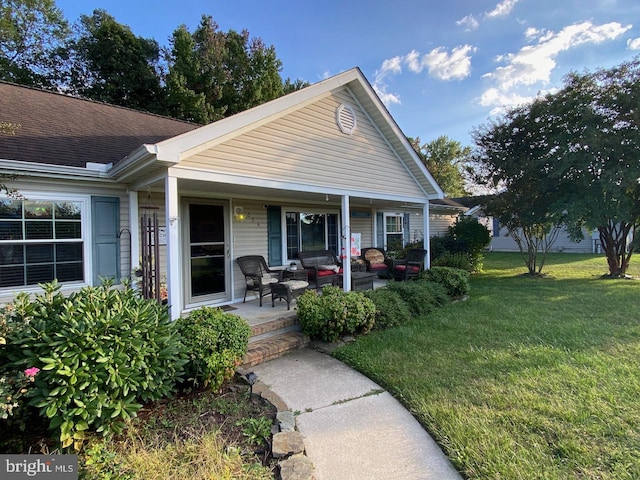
334,253,640,479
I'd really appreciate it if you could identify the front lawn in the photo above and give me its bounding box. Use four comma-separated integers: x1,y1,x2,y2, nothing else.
334,253,640,479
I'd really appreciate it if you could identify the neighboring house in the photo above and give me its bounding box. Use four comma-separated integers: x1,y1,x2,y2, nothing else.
457,198,596,253
0,68,444,319
426,198,468,238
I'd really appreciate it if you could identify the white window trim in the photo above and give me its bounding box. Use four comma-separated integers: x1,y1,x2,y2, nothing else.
383,212,405,250
0,192,92,295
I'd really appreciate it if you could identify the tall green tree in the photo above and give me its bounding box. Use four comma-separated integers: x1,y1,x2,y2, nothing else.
472,100,566,275
547,60,640,277
409,135,470,197
0,0,70,88
69,9,163,112
162,16,302,123
473,58,640,277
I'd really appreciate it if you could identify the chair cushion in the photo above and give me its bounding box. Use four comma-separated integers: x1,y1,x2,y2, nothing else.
279,280,309,290
317,269,337,277
393,265,420,273
365,250,385,264
247,275,279,286
370,263,387,271
318,264,340,272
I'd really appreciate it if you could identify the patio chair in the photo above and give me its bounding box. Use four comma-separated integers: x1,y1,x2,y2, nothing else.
236,255,284,306
361,247,389,278
391,248,427,281
298,249,342,291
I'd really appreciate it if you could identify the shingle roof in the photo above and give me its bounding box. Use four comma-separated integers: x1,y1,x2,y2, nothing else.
0,82,200,168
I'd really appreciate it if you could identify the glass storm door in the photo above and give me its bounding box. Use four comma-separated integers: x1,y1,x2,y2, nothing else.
187,203,228,302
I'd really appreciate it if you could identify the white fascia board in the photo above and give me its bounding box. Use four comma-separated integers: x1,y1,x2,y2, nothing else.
0,158,114,182
154,69,363,162
107,144,161,182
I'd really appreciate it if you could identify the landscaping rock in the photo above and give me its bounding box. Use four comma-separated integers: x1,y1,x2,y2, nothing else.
277,410,296,432
279,454,315,480
272,431,305,458
261,388,288,412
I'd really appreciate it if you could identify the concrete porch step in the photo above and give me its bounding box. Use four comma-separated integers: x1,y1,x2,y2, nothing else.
249,315,299,341
242,331,310,368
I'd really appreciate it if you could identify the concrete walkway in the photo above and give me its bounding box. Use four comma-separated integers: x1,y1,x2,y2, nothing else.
251,348,462,480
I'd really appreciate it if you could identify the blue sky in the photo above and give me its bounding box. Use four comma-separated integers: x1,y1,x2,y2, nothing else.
54,0,640,146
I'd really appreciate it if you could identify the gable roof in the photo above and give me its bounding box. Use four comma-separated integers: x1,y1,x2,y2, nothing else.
120,67,443,199
0,82,198,168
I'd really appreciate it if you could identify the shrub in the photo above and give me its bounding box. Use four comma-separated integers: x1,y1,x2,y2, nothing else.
297,286,376,342
3,280,187,450
363,288,412,330
449,217,491,272
175,307,251,392
386,280,449,317
432,252,473,271
420,267,470,299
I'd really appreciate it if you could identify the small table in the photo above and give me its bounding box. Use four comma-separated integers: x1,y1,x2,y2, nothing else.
283,269,308,281
271,280,309,310
338,271,377,292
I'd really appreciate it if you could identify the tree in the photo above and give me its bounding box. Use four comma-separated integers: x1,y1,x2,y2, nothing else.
472,101,566,275
69,9,163,112
473,58,640,277
0,0,70,88
162,16,304,123
546,60,640,277
409,135,470,197
0,121,22,197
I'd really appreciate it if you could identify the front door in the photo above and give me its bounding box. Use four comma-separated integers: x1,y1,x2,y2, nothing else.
185,202,229,304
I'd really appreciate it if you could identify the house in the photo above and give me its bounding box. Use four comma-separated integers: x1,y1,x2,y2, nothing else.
455,198,597,253
0,68,444,319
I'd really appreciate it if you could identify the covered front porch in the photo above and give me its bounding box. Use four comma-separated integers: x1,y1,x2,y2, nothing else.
111,68,442,320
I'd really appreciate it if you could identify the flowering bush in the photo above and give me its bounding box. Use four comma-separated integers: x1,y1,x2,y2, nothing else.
2,280,187,450
0,368,39,420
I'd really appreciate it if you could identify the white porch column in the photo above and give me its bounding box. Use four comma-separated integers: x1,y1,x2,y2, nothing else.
128,190,140,276
166,174,182,320
341,195,351,291
423,202,430,269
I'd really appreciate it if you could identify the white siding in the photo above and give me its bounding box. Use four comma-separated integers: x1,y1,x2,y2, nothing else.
181,89,425,198
491,226,594,253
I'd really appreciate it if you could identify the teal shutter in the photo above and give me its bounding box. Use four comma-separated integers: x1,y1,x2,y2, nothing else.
267,206,282,266
404,213,411,246
376,212,384,248
92,196,120,285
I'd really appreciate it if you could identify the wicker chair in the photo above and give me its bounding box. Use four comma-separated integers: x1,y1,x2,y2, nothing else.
236,255,284,306
391,248,427,281
361,247,389,278
298,250,342,291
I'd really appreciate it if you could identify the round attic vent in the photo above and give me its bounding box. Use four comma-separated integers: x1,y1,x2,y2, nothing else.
336,103,357,135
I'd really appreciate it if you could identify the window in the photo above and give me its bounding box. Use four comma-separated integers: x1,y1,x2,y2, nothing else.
384,214,404,251
286,212,339,259
0,199,84,288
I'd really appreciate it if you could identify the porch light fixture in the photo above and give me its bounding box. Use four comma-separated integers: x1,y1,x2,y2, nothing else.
234,206,246,222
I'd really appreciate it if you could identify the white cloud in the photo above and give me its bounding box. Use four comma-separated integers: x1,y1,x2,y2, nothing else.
423,45,476,80
486,0,520,19
481,21,632,111
456,14,479,31
628,37,640,50
373,46,476,105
